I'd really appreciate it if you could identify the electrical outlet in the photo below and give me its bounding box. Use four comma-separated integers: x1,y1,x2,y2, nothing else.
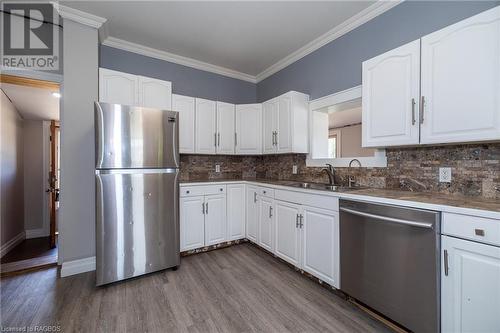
439,167,452,183
292,165,298,175
215,164,220,173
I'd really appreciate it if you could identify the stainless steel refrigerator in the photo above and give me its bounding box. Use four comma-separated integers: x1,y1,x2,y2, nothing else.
94,102,180,286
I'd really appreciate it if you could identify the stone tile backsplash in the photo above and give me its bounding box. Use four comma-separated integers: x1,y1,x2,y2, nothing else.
180,143,500,199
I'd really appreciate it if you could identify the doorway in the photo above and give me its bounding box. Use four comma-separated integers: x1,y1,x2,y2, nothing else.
0,74,61,276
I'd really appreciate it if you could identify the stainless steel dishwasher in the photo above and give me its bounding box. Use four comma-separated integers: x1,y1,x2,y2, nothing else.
340,199,440,333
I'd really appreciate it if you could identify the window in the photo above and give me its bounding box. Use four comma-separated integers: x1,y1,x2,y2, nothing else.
328,136,337,158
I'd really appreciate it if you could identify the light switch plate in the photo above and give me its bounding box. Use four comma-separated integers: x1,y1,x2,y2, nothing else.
292,165,298,174
439,167,452,183
215,164,220,173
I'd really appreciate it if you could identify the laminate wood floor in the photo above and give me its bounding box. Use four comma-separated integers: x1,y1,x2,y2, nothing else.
0,244,392,332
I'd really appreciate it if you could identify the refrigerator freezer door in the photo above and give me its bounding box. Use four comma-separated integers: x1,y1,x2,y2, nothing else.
95,102,179,169
95,168,180,286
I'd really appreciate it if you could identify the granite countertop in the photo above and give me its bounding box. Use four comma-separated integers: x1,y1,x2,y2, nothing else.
180,178,500,216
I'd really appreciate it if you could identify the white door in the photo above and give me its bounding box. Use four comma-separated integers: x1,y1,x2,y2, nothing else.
204,194,226,246
216,102,235,154
262,99,278,154
362,40,421,147
138,76,172,110
246,186,259,242
195,98,217,154
275,200,301,267
258,197,274,253
277,95,292,153
180,196,205,251
227,184,245,240
301,206,339,288
421,7,500,144
172,94,195,154
99,68,138,106
235,104,262,155
441,236,500,333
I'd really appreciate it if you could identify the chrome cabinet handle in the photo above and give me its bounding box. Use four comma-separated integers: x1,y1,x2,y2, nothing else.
296,214,299,228
234,133,237,146
339,207,434,229
444,249,449,276
206,202,208,214
202,202,205,214
269,206,273,218
299,214,304,228
254,192,257,203
419,96,425,124
475,229,485,236
217,133,220,146
411,98,416,125
214,133,217,147
275,131,278,146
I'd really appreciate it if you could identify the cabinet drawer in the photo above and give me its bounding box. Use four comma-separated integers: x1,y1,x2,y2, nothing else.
442,213,500,247
275,189,339,211
257,187,274,198
180,184,226,197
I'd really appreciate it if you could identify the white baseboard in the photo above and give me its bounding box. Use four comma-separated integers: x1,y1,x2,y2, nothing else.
25,228,49,239
1,231,26,258
60,256,96,277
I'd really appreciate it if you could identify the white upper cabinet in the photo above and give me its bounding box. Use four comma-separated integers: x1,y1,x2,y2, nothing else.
362,40,421,147
195,98,217,154
99,68,138,106
172,94,196,154
99,68,172,110
420,6,500,144
138,76,172,110
216,102,235,154
235,104,262,155
262,92,309,154
441,235,500,333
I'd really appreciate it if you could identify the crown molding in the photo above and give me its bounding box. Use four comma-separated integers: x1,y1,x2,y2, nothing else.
102,37,257,83
255,0,402,82
53,3,106,29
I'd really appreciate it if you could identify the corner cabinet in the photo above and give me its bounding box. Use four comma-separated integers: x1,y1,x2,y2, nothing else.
362,6,500,147
362,40,421,147
246,185,259,243
172,94,196,154
262,92,309,154
235,104,262,155
227,184,245,241
99,68,172,110
441,236,500,333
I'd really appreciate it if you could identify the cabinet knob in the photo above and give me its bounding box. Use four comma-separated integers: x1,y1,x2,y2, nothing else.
220,188,223,192
263,190,266,194
475,229,485,236
186,190,190,194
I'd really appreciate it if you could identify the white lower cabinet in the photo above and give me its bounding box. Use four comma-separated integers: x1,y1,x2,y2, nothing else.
275,201,301,267
441,235,500,333
246,185,259,243
204,194,226,246
258,196,275,253
180,196,205,251
227,184,245,240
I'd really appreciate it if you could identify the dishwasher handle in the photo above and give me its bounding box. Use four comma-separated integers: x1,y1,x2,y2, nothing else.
340,207,434,229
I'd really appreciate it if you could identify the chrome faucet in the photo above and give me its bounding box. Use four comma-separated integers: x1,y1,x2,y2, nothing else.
348,159,362,188
322,163,336,186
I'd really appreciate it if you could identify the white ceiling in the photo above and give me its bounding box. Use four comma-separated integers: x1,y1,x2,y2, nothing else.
1,83,60,121
62,1,380,79
329,106,362,129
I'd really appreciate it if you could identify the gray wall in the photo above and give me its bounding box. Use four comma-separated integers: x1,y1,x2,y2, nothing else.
23,120,46,233
257,1,500,101
1,91,24,247
59,19,98,262
100,45,257,104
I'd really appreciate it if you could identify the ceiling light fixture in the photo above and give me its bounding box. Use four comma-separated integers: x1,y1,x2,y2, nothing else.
52,92,61,98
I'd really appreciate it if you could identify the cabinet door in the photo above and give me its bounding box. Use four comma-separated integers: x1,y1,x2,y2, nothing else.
195,98,217,154
275,200,301,267
216,102,235,154
246,186,259,242
302,206,339,288
204,194,227,246
421,7,500,144
227,184,245,240
258,197,275,253
180,196,205,251
362,40,421,147
172,94,195,154
235,104,262,155
99,68,138,106
138,76,172,110
442,236,500,333
262,99,278,154
277,95,292,153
